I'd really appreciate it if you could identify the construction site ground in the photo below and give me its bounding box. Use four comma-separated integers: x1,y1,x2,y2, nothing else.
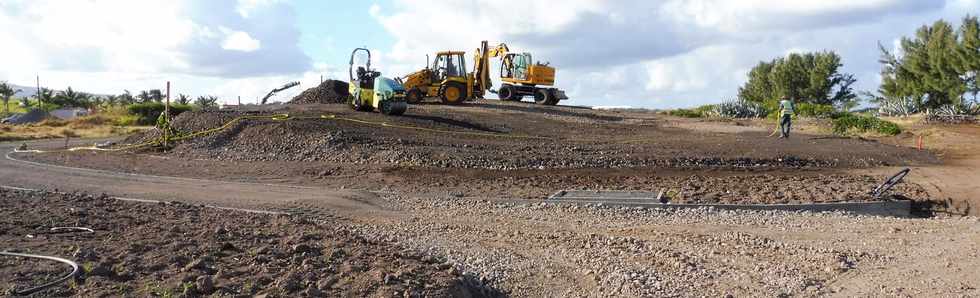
2,99,979,296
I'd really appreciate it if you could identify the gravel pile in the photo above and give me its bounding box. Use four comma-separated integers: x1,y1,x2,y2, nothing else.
0,188,499,297
289,80,350,104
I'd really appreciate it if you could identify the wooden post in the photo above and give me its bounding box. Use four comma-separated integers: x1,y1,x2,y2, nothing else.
165,81,171,147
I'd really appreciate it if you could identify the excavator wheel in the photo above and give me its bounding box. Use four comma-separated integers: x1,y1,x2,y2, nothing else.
498,85,516,101
533,88,553,105
380,100,407,116
406,89,424,104
440,82,466,105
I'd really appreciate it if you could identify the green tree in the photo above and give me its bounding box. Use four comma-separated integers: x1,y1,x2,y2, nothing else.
36,87,55,109
175,93,191,105
137,90,151,104
148,89,164,102
879,18,971,110
954,15,980,101
0,81,20,115
738,51,856,107
118,90,135,105
54,87,94,108
194,95,219,110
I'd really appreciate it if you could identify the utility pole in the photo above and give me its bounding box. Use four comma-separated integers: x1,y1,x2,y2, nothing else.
320,75,323,84
36,75,41,109
237,96,241,106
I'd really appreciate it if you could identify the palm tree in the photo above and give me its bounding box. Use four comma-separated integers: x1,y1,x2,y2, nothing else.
55,87,87,107
195,95,219,110
118,90,135,105
137,90,151,104
175,93,191,105
102,94,119,107
36,87,55,109
149,89,164,102
0,81,19,115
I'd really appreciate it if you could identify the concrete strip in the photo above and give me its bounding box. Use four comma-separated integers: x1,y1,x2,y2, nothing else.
541,199,913,218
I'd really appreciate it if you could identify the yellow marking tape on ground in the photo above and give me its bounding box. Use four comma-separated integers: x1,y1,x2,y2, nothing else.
16,112,553,154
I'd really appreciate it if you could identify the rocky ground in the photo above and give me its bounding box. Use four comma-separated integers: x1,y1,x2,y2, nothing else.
0,188,496,297
348,193,980,297
23,100,938,204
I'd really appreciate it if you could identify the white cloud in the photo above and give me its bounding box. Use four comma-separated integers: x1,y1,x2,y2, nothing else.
372,0,960,107
0,0,311,102
222,31,262,52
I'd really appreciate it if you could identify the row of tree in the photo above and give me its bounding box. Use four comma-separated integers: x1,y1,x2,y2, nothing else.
0,81,221,113
736,15,979,116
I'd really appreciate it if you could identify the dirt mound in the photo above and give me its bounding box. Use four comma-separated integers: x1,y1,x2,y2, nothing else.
0,188,497,297
289,80,350,104
1,108,51,124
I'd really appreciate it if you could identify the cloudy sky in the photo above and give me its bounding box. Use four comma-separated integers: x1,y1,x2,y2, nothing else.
0,0,977,108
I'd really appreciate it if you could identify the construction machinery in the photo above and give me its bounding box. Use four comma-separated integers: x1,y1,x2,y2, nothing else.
347,48,407,115
399,41,567,106
473,41,567,105
399,51,472,105
260,81,300,104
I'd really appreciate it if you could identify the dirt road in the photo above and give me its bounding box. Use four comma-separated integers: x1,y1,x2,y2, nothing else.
3,137,979,296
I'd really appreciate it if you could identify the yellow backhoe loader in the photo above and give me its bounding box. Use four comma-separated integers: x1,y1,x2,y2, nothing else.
399,41,567,106
399,51,472,105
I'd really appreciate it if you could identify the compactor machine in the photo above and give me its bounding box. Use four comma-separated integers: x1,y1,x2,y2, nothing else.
347,48,407,115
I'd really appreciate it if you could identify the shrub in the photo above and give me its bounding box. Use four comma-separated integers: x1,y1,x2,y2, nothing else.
712,100,767,118
666,104,717,118
127,103,192,125
832,114,902,136
795,103,839,118
666,108,704,118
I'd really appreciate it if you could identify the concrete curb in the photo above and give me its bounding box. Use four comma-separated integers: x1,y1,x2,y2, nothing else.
541,190,913,217
542,199,912,218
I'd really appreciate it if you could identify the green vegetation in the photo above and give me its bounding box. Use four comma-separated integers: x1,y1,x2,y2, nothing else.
738,51,857,107
832,113,902,136
127,102,193,125
665,104,717,118
875,15,980,116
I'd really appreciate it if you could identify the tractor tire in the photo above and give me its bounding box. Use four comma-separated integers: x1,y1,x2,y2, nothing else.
533,88,552,105
440,82,466,105
498,84,516,101
544,90,560,106
406,89,424,104
380,100,407,116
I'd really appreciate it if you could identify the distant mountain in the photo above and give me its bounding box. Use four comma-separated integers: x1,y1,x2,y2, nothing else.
3,83,108,98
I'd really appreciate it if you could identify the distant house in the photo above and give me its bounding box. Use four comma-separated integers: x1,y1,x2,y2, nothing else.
50,107,89,120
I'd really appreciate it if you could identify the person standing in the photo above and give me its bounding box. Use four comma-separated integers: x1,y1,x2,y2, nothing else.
778,96,797,138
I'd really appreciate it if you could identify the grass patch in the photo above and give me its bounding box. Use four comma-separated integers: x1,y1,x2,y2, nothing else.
0,116,150,142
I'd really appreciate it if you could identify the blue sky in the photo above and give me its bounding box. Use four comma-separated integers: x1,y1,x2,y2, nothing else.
294,0,393,69
1,0,978,107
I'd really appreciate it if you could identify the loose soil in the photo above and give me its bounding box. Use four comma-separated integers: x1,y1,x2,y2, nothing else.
0,188,496,297
23,100,938,204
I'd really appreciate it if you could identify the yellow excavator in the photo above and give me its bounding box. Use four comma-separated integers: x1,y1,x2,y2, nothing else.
399,41,567,105
473,41,567,105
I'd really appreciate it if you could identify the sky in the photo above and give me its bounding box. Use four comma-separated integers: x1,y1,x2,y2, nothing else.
0,0,978,108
